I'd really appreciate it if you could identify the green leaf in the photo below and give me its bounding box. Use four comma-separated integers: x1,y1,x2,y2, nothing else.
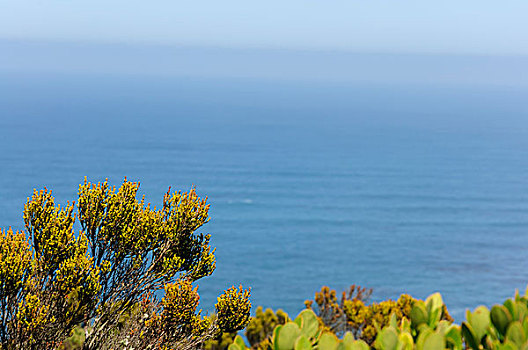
461,322,479,350
497,341,520,350
467,306,491,341
426,293,444,314
517,302,528,322
234,335,247,349
389,313,398,328
492,305,513,338
505,299,519,321
445,326,463,350
425,293,444,327
273,325,283,350
294,314,304,328
375,327,399,350
401,317,411,333
297,309,319,339
318,333,338,350
416,328,434,350
342,332,355,345
294,335,312,350
398,332,414,350
410,303,428,328
234,335,246,350
506,322,526,348
276,322,301,350
349,340,370,350
422,332,445,350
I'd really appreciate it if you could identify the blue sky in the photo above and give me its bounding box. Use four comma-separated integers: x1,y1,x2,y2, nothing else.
2,0,528,55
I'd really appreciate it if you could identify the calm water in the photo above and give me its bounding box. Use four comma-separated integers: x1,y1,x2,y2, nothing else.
1,72,528,319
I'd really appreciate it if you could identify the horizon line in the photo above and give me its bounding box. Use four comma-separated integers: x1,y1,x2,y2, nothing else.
2,36,528,59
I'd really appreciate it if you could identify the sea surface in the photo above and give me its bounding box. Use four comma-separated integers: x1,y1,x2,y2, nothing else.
1,72,528,320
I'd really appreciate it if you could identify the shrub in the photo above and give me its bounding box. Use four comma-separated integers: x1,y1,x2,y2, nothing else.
229,292,458,350
0,178,251,349
245,306,291,349
304,285,372,337
206,305,290,350
305,286,452,344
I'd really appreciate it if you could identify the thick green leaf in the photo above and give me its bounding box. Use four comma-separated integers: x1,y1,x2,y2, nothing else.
492,305,513,338
318,333,338,350
398,332,414,350
410,303,428,328
297,309,319,339
506,321,526,348
277,322,301,350
375,327,399,350
445,326,463,350
342,332,355,345
349,340,370,350
234,335,247,349
422,332,445,350
426,293,444,314
505,299,519,321
461,322,479,350
294,335,312,350
415,328,434,350
497,340,520,350
273,325,284,350
426,293,444,327
468,306,491,341
517,302,528,322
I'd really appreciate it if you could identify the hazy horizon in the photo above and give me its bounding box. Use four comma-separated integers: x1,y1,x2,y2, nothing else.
3,1,528,56
2,39,527,87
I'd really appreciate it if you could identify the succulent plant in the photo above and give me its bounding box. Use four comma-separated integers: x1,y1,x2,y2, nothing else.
228,309,369,350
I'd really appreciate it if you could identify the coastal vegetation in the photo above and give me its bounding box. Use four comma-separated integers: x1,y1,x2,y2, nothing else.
1,179,527,349
221,286,528,350
0,179,250,349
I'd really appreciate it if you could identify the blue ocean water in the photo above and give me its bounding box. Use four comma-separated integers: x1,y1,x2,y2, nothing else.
1,72,528,320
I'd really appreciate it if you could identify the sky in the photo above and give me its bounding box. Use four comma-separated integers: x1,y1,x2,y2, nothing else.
1,1,527,86
1,0,528,55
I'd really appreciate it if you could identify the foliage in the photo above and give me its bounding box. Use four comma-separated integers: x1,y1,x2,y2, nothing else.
461,288,528,350
228,308,370,350
305,285,372,338
204,330,237,350
246,306,291,349
206,305,290,350
230,288,528,350
229,292,460,350
216,286,252,333
0,178,251,349
305,286,433,344
375,293,462,350
343,293,416,343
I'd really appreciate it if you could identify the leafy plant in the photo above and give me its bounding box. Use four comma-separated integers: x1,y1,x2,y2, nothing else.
306,286,428,344
375,293,461,350
0,178,251,349
305,285,372,338
228,309,369,350
462,288,528,350
245,306,291,349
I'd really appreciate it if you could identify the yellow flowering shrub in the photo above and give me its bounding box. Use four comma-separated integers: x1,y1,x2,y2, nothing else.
0,178,251,349
161,279,203,335
0,228,32,299
245,306,290,349
343,294,415,344
305,286,424,345
216,286,252,334
305,285,372,337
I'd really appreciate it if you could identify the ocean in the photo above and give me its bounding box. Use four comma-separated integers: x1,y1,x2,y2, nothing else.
1,71,527,320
